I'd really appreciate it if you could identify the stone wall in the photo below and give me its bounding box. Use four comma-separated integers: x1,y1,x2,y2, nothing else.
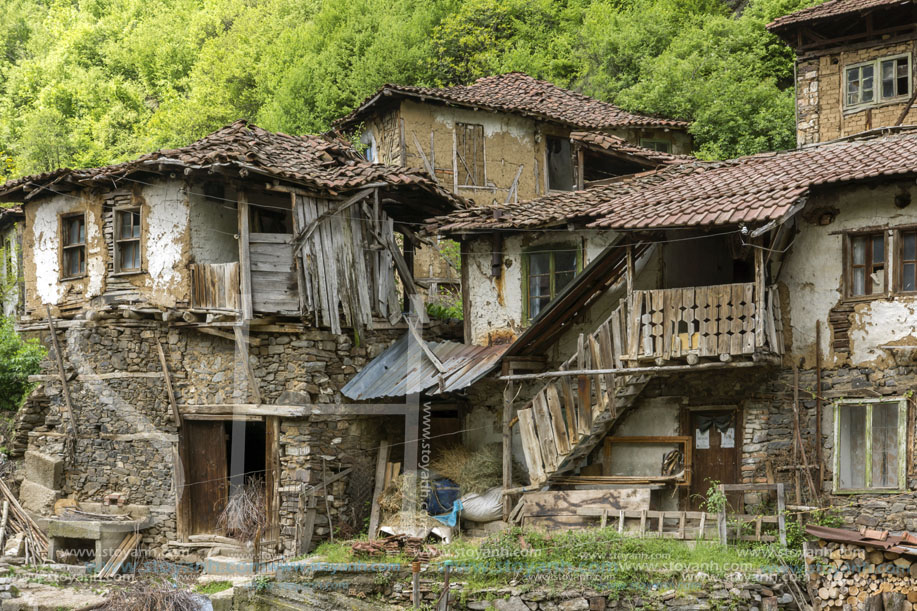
15,317,437,557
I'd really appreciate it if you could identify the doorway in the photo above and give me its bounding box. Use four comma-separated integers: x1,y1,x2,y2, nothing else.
184,419,267,535
687,409,741,511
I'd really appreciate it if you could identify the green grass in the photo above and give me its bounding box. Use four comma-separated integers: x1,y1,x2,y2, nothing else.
194,581,233,596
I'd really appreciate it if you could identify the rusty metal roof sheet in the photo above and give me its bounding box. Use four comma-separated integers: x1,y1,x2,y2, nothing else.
806,525,917,558
342,334,508,400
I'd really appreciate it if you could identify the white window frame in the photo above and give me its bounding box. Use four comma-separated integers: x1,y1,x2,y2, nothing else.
833,397,908,494
844,54,912,110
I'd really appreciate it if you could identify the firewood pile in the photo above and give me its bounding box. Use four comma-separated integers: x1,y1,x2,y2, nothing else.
807,536,917,609
351,534,441,562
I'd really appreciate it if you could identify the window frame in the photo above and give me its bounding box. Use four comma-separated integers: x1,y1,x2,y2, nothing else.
833,397,908,494
545,135,575,192
60,212,87,280
113,207,143,275
521,244,583,322
454,122,486,188
844,230,888,299
844,53,912,111
897,227,917,293
640,139,672,153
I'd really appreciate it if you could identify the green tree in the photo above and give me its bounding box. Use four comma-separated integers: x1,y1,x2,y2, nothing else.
0,317,45,413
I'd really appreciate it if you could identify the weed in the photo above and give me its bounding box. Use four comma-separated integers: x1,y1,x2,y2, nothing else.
193,580,232,595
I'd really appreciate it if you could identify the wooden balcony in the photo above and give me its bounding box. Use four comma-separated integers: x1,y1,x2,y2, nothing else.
629,283,784,362
189,263,241,312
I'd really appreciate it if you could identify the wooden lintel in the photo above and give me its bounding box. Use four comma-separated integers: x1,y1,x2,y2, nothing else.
196,326,262,346
178,403,410,417
500,358,771,381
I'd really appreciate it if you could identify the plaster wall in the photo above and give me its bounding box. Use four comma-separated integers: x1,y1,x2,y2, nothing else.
188,187,239,264
463,229,620,346
142,181,190,307
608,398,681,476
780,180,917,368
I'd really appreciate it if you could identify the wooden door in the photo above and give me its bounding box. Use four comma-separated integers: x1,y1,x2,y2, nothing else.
688,410,740,511
186,420,229,535
249,234,299,315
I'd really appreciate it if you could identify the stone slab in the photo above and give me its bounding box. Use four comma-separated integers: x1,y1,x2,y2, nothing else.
23,451,62,491
18,480,59,514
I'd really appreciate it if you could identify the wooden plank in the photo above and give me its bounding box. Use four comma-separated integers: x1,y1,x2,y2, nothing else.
238,191,254,320
0,500,8,554
776,483,787,546
545,384,571,456
559,376,578,446
742,283,756,353
517,408,545,485
186,420,228,535
628,291,643,359
155,337,181,427
503,380,514,521
532,393,559,472
610,307,625,368
754,246,765,348
588,336,606,413
520,489,650,525
576,375,592,436
368,441,389,541
730,284,743,355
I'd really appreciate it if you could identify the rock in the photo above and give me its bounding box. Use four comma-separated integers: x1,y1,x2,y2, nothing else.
558,598,589,611
3,534,24,558
494,597,531,611
882,592,909,611
23,451,63,490
18,480,59,514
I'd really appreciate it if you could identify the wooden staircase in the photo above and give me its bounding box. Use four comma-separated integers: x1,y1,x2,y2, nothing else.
516,299,651,486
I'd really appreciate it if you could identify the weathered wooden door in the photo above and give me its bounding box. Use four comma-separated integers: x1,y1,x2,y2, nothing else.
688,410,740,511
186,420,229,534
249,233,299,315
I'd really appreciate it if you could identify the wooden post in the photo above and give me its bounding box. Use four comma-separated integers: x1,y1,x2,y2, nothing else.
234,326,262,405
815,321,824,488
792,366,801,504
0,500,8,553
438,562,451,611
412,560,421,609
776,483,787,547
625,245,635,309
717,484,727,545
238,190,253,320
502,373,514,522
368,440,389,541
754,244,766,349
155,337,181,427
45,305,77,437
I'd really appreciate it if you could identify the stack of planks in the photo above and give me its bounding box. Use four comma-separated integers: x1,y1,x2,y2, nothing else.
0,478,48,559
351,534,441,562
97,532,141,578
516,300,655,486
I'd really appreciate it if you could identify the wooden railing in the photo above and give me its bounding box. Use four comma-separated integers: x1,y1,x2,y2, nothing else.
629,283,784,361
190,263,240,312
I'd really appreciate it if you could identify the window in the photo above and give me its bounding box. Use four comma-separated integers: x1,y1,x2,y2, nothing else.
3,238,12,281
847,232,885,296
900,230,917,291
455,123,484,187
834,399,906,493
524,246,580,320
845,55,911,109
115,209,141,272
546,136,574,191
640,139,672,153
360,130,377,163
61,214,86,278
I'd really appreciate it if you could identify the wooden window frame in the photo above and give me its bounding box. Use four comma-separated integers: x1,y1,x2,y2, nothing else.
640,139,672,153
454,122,486,188
844,230,887,299
113,207,143,275
521,244,583,322
60,213,87,280
844,53,912,111
833,397,908,494
896,227,917,294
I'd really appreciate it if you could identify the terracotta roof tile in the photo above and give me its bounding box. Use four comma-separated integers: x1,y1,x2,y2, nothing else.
0,120,463,207
336,73,689,131
570,131,694,165
432,130,917,233
768,0,911,31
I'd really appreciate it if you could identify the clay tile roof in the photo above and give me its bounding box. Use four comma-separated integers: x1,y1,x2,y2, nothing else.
431,129,917,233
767,0,912,32
0,120,463,208
570,131,694,165
336,73,689,131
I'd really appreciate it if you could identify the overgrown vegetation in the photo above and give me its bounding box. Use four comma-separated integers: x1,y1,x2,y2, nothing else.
0,0,824,178
0,316,44,413
193,580,233,596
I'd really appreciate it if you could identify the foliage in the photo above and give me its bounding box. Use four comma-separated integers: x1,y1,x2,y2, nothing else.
785,508,844,549
0,0,829,175
0,316,44,413
193,581,233,596
700,479,727,514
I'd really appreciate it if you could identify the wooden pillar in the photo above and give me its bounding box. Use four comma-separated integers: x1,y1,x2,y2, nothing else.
625,245,635,308
754,242,765,348
502,368,514,522
238,190,253,321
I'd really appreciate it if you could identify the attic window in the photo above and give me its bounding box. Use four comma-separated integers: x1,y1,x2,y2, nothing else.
546,136,574,191
845,54,911,109
455,123,485,187
834,399,906,493
115,209,142,273
61,214,86,279
640,139,672,153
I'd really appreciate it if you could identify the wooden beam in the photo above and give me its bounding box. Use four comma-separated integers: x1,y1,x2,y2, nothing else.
368,440,390,541
238,190,254,320
500,359,770,381
196,326,262,346
155,337,182,427
234,326,262,405
46,305,77,437
178,403,411,417
502,376,514,521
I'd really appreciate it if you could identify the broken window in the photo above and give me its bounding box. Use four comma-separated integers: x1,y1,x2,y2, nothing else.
847,232,885,296
525,246,579,320
455,123,485,187
845,54,911,109
546,136,574,191
899,230,917,291
640,139,672,153
249,194,293,234
61,214,86,278
115,209,141,272
835,399,906,492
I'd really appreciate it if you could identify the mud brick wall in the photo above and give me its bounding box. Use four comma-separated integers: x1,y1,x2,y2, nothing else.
18,318,426,556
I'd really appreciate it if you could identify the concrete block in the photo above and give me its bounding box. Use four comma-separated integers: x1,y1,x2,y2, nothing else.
24,451,63,490
18,480,59,514
209,587,234,611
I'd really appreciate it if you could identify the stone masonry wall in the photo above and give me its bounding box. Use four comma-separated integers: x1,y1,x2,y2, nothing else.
17,318,424,558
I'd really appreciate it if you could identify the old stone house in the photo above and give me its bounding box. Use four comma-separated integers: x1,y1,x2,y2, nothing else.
406,0,917,531
0,120,463,559
335,72,693,291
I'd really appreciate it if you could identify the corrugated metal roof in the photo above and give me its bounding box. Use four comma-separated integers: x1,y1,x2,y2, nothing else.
806,525,917,558
342,334,508,400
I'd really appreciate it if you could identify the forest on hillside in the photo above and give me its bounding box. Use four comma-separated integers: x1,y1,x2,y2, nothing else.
0,0,821,179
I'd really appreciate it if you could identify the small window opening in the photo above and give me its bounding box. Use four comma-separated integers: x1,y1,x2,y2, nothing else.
61,214,86,278
848,232,885,296
547,136,574,191
115,209,142,272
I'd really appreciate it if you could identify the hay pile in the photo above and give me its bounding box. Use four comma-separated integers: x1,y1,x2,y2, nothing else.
378,474,425,514
218,478,267,544
100,582,200,611
431,444,524,495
